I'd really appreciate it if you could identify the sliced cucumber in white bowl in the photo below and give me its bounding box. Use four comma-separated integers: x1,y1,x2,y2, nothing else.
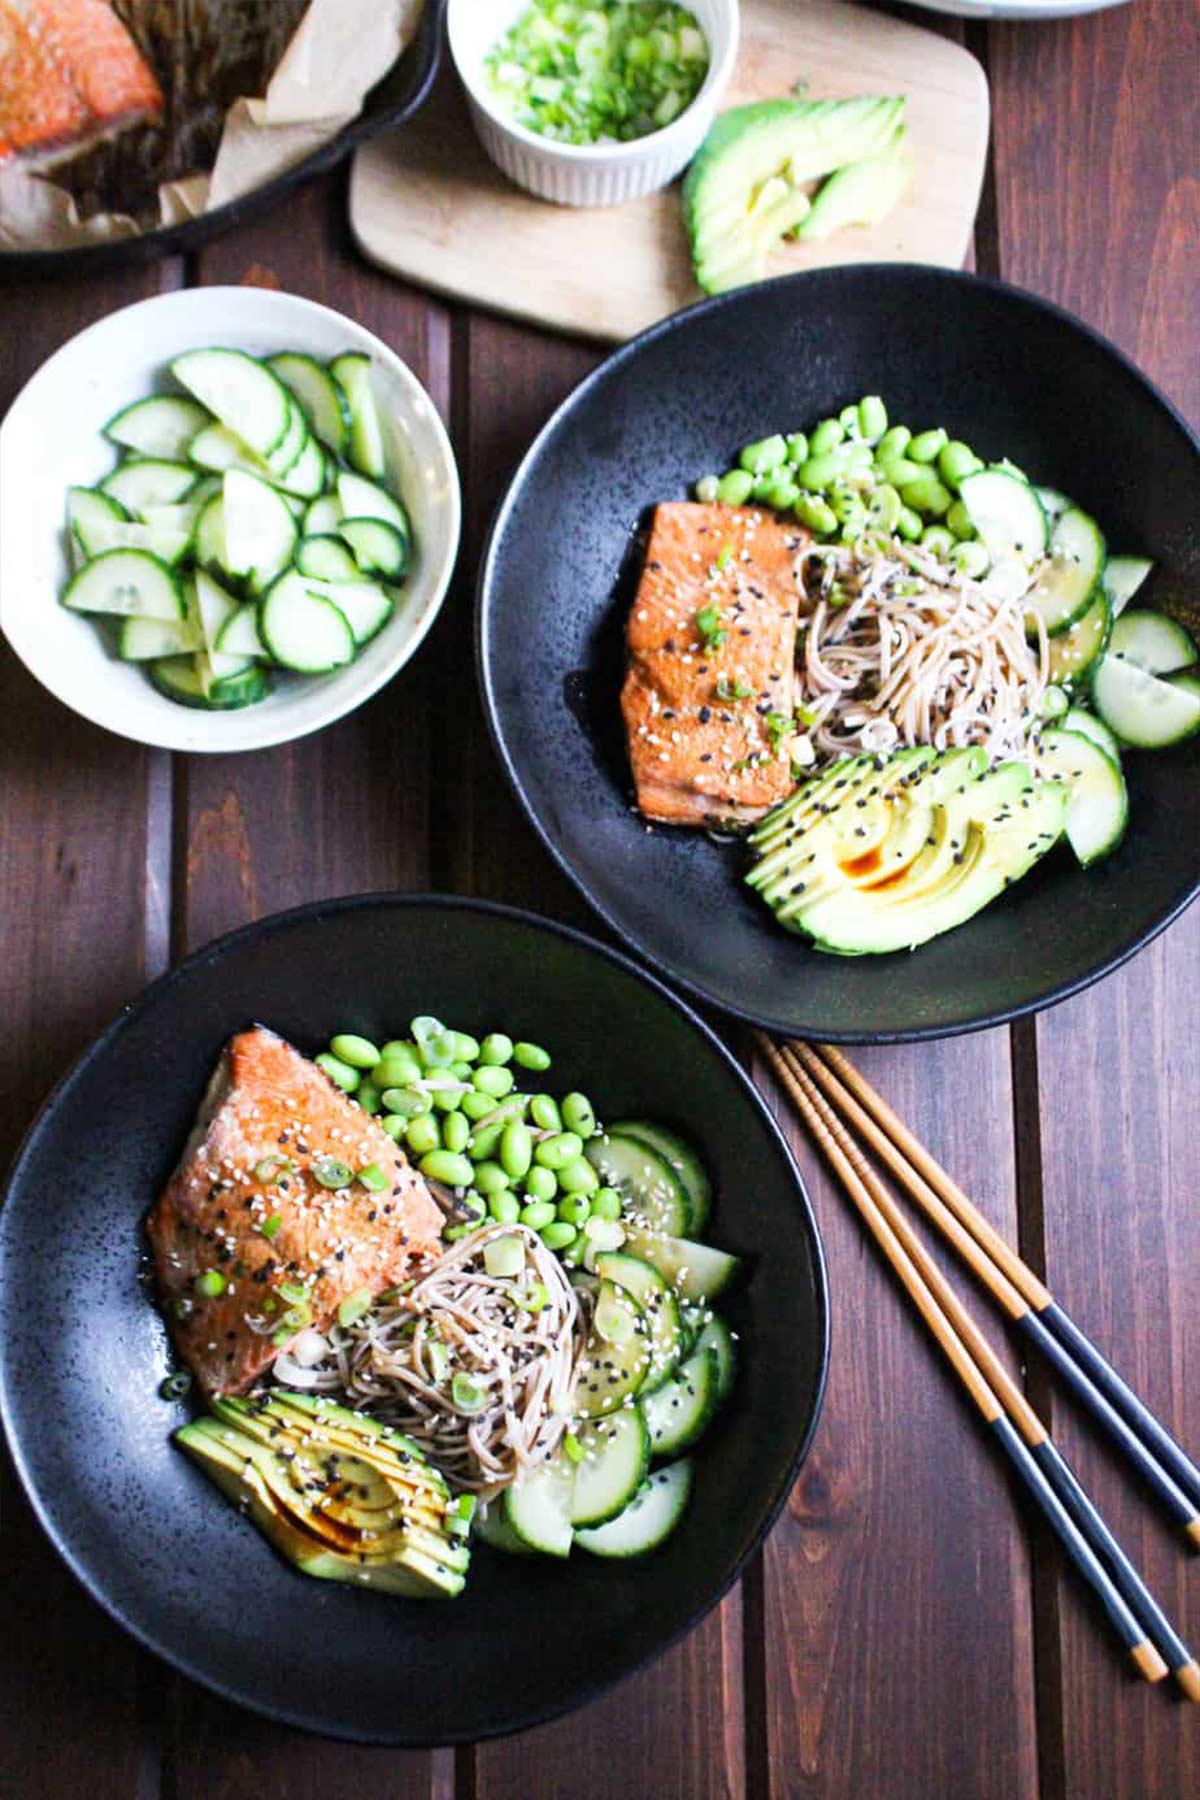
63,548,184,620
258,571,356,674
104,395,211,461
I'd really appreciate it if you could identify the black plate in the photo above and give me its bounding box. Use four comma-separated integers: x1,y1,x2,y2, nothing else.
0,895,827,1744
0,0,444,275
477,266,1200,1042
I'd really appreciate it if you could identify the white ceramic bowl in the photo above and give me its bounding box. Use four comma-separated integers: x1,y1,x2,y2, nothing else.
447,0,739,208
0,287,460,754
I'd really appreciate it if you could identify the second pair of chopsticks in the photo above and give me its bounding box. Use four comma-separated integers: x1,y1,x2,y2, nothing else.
757,1034,1199,1699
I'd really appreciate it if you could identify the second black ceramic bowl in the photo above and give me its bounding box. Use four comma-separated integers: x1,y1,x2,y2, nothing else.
477,266,1200,1042
0,896,827,1743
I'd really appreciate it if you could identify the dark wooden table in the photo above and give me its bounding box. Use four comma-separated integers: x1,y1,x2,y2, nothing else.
2,4,1196,1796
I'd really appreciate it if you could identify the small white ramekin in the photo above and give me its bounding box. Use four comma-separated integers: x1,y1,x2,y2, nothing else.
447,0,739,208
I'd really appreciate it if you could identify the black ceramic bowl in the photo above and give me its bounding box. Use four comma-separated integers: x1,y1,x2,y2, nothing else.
0,0,444,275
477,266,1200,1042
0,896,827,1744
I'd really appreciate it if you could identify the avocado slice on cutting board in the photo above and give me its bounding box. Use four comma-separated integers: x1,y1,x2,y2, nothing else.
796,148,914,242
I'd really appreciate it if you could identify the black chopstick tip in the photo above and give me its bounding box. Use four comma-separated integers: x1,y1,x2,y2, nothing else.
1131,1640,1170,1684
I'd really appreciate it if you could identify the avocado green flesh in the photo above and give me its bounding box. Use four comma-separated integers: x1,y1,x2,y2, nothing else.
749,749,1068,954
177,1392,469,1598
684,97,907,294
749,747,935,865
796,149,913,242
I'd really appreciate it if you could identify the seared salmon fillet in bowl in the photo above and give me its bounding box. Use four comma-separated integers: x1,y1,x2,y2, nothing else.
0,0,162,166
145,1027,443,1399
621,501,808,826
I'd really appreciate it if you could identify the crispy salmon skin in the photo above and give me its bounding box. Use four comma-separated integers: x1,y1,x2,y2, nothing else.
146,1028,443,1399
0,0,162,166
622,502,808,826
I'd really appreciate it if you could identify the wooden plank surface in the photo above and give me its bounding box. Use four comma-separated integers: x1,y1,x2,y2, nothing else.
987,5,1200,1797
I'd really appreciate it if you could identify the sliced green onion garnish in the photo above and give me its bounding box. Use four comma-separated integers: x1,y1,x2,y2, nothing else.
259,1212,283,1241
563,1431,584,1465
428,1340,451,1384
312,1156,352,1189
194,1269,226,1298
337,1287,373,1328
595,1289,637,1343
483,1235,525,1280
695,602,726,648
278,1279,310,1305
356,1162,389,1192
447,1494,477,1537
281,1303,312,1331
715,542,733,572
253,1155,293,1183
159,1370,192,1401
451,1373,487,1414
171,1296,194,1320
514,1280,550,1314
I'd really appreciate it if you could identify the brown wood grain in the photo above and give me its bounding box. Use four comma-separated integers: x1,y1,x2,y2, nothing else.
987,8,1200,1798
0,261,175,1800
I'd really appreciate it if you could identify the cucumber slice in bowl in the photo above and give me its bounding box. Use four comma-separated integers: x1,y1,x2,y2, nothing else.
1101,555,1153,617
297,535,363,583
336,471,408,535
568,1409,650,1528
104,395,211,461
621,1229,741,1303
608,1121,711,1235
268,353,349,456
148,654,268,710
574,1460,693,1558
215,603,265,660
1062,706,1121,763
258,571,356,674
594,1251,684,1394
340,517,409,580
62,549,183,620
101,459,198,512
172,349,293,461
299,577,393,647
585,1131,692,1235
74,513,192,567
503,1450,575,1557
330,352,387,478
641,1347,720,1457
693,1314,737,1405
573,1278,651,1418
1025,507,1106,637
1045,590,1110,686
304,494,342,537
1091,653,1200,749
263,397,308,479
1035,724,1128,866
67,484,129,547
1108,609,1196,677
223,469,298,595
959,468,1048,563
117,615,203,660
474,1501,533,1555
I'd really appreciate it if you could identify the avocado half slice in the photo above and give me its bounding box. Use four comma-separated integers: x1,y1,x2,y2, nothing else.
683,97,908,295
748,748,1068,955
177,1392,473,1598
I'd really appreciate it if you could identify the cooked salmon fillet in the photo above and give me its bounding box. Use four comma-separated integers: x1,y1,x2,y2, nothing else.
622,502,808,826
0,0,161,166
146,1028,444,1400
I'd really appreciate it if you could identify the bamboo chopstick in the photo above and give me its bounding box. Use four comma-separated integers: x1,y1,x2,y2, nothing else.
768,1038,1199,1701
755,1034,1170,1689
800,1041,1200,1545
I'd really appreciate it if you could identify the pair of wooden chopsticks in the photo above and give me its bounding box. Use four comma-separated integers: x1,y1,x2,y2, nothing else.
756,1034,1200,1700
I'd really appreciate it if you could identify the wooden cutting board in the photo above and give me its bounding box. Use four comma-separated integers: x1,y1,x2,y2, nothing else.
349,0,989,344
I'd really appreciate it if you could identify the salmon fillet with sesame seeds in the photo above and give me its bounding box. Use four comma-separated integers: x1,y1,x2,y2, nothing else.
146,1028,444,1400
0,0,161,166
622,502,809,826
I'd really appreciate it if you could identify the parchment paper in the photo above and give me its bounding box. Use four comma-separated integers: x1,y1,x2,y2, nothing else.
0,0,424,250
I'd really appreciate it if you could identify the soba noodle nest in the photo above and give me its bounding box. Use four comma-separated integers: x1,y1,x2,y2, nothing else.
270,1223,589,1502
795,537,1049,768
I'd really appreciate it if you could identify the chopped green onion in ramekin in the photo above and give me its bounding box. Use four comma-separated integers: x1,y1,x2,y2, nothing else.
484,1,710,147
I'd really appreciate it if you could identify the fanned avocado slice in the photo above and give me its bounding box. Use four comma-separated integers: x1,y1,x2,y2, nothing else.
748,747,936,880
796,146,914,242
683,97,907,294
177,1395,471,1598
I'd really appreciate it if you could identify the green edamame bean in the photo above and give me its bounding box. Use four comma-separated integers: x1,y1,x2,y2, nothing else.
523,1165,558,1203
500,1120,533,1180
938,440,982,488
433,1084,466,1113
419,1149,473,1189
857,395,888,445
896,505,923,542
451,1031,480,1062
479,1032,514,1066
535,1131,584,1171
540,1221,578,1253
380,1086,427,1118
592,1186,622,1221
529,1093,561,1133
901,475,952,518
441,1110,470,1154
557,1193,592,1227
448,1060,474,1082
921,525,956,558
954,540,991,578
909,427,949,465
716,469,754,506
560,1093,596,1138
316,1053,359,1093
838,403,863,440
380,1039,418,1061
405,1114,440,1157
473,1160,511,1196
694,474,720,504
520,1200,557,1232
330,1034,379,1070
839,505,868,543
865,483,902,534
468,1120,506,1162
877,425,912,461
829,481,863,525
798,450,848,491
845,440,874,472
946,499,975,540
558,1156,599,1195
375,1052,422,1089
380,1113,407,1141
808,417,845,457
877,453,923,489
489,1190,522,1225
738,433,788,475
794,494,838,536
460,1089,496,1121
785,431,809,465
513,1041,551,1073
473,1064,515,1099
760,476,800,512
460,1192,487,1223
355,1082,381,1115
